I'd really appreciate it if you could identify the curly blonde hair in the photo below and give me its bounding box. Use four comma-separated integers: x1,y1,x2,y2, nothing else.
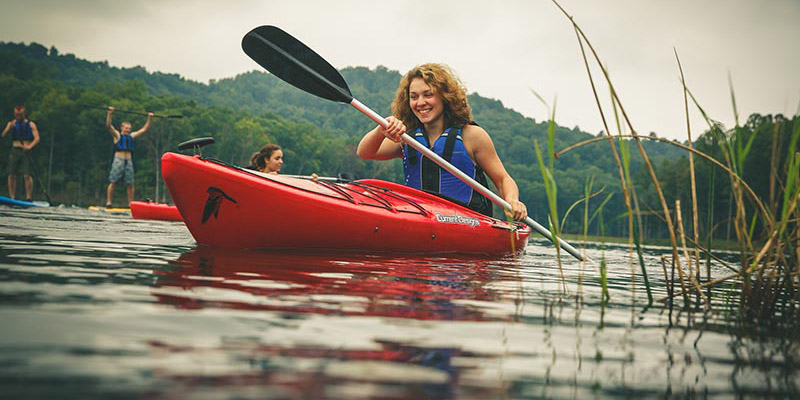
390,63,473,132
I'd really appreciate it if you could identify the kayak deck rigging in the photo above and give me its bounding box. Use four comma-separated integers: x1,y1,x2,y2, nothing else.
203,156,429,215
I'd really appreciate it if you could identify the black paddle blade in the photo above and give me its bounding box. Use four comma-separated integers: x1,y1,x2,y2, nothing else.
242,25,354,104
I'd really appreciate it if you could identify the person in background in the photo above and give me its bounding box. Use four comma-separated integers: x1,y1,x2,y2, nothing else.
1,105,40,201
356,63,527,221
247,143,319,181
248,143,283,174
105,106,152,207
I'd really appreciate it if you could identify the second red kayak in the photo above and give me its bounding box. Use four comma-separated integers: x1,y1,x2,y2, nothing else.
130,201,183,222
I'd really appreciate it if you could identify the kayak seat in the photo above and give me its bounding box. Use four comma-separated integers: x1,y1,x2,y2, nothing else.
178,137,216,155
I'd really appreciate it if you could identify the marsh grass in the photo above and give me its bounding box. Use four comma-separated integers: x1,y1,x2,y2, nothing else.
531,91,567,288
546,0,799,323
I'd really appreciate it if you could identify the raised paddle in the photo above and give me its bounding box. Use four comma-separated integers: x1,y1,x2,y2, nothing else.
241,25,586,262
81,105,183,119
24,150,52,204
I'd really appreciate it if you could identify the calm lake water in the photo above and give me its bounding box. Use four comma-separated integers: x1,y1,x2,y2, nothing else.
1,205,797,399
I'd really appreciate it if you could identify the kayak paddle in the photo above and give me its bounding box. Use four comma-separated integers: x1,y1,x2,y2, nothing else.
15,137,53,204
241,25,586,262
82,105,183,119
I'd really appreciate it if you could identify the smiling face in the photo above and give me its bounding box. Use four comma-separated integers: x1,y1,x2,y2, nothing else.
408,77,444,127
391,64,473,133
121,122,132,135
263,149,283,174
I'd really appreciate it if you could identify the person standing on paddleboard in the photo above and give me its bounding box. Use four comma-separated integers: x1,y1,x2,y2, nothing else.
1,105,40,201
105,106,152,207
357,63,527,221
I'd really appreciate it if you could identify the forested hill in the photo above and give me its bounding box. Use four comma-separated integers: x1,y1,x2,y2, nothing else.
1,41,716,237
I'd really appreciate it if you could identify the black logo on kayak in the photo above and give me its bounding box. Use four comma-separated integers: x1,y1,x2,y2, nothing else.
202,187,237,223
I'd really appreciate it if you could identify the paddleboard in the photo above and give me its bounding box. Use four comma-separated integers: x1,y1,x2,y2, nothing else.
88,206,131,214
0,195,49,208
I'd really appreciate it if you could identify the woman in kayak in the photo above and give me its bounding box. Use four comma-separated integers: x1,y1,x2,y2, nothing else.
248,144,319,181
356,63,527,221
249,143,283,174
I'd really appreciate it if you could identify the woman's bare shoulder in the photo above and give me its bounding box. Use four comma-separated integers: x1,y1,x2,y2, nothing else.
462,124,492,146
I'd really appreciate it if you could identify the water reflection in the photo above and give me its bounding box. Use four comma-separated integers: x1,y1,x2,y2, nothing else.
1,206,799,399
155,247,517,322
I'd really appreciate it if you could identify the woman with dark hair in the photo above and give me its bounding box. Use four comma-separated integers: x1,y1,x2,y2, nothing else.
247,143,319,181
356,63,527,221
249,144,283,174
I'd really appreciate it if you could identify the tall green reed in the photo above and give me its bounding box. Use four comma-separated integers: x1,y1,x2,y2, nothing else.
675,50,703,288
560,177,614,295
610,83,652,304
531,91,566,286
552,0,667,304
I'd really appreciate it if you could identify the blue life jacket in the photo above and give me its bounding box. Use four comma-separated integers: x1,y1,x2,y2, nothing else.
402,126,492,217
11,120,34,142
115,134,134,153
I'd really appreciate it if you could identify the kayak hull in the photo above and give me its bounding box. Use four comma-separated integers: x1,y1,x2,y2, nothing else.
130,201,183,222
161,153,529,255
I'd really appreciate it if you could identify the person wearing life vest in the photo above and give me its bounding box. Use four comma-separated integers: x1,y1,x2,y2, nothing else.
1,105,40,201
357,63,527,221
105,106,152,207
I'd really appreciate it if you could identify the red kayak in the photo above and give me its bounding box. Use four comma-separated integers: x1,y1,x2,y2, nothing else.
161,152,530,255
130,201,183,222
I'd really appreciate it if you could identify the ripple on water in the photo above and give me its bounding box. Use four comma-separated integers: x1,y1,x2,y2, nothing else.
0,206,797,399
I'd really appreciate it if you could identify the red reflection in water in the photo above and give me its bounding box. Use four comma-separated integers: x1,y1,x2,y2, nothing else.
144,339,465,399
155,246,520,321
145,248,525,399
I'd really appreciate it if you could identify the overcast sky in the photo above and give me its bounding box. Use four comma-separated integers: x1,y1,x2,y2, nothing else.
2,0,798,140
